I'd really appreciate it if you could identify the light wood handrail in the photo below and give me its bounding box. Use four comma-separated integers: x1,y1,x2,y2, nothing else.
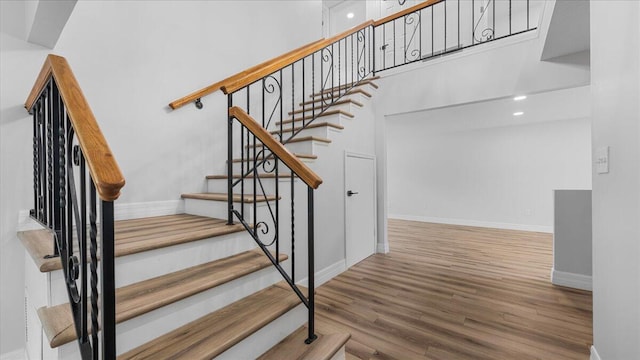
222,20,374,95
169,38,326,110
372,0,444,26
229,107,322,189
25,54,125,201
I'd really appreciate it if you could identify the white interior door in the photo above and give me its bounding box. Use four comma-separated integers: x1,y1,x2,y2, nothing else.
345,153,376,268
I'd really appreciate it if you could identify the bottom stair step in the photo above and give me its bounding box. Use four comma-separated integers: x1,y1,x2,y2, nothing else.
38,249,287,348
119,282,306,359
259,326,351,360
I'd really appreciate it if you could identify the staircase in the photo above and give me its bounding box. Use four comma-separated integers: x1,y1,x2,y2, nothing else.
20,0,536,358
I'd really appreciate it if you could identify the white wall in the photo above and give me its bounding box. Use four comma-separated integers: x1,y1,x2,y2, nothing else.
0,0,322,355
590,1,640,359
386,87,592,232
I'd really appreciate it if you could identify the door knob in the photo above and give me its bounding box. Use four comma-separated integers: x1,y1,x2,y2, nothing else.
347,190,359,196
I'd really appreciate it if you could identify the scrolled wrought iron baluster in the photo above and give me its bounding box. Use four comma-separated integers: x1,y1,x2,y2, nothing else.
473,0,495,43
404,12,422,63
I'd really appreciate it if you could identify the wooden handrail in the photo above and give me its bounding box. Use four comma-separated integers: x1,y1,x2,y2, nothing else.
372,0,444,26
169,38,326,110
229,107,322,189
25,54,125,201
222,20,375,95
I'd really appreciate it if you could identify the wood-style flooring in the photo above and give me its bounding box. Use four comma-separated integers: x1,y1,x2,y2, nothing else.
315,219,592,360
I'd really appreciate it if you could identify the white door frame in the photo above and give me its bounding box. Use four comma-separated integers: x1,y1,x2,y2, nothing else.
344,151,378,266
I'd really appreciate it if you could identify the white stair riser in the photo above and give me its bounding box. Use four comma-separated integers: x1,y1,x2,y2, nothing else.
293,102,361,117
217,303,307,360
208,177,299,194
47,230,258,305
283,139,330,155
116,264,290,355
276,125,341,140
184,198,283,226
277,113,352,129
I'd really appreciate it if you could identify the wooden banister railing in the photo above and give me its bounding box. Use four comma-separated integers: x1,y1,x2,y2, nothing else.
169,39,326,110
229,106,322,189
25,54,125,201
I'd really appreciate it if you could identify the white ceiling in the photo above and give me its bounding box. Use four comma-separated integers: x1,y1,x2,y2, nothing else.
389,86,591,133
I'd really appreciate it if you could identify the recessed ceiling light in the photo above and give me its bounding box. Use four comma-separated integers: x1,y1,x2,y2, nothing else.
514,95,527,101
347,12,354,19
513,111,524,116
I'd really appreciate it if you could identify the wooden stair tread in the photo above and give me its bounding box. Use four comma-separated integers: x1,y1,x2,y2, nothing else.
288,98,364,116
181,192,279,203
293,98,364,114
314,78,379,96
38,249,287,348
258,326,351,360
310,88,372,99
20,214,245,272
246,136,332,149
119,282,305,360
229,153,317,163
270,122,344,136
207,173,294,180
300,97,365,108
279,109,354,125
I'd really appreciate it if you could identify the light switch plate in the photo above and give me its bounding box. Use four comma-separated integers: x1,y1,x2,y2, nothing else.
596,146,609,174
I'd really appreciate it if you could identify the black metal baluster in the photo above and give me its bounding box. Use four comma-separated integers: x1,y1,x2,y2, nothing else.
509,0,512,35
444,1,447,51
458,0,460,49
227,96,234,225
291,162,295,282
432,7,435,56
79,149,88,345
89,183,98,359
493,0,496,38
472,0,475,45
305,187,316,344
393,19,397,67
101,199,116,359
404,15,407,63
527,0,530,29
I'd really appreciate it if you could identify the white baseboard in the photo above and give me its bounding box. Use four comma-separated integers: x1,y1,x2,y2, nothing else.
389,214,553,233
297,259,346,288
114,200,184,220
590,345,601,360
377,242,389,254
551,268,592,291
18,200,185,231
0,349,27,360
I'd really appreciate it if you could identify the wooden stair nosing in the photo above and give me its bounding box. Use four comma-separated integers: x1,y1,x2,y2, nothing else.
38,249,288,348
246,136,332,149
181,192,280,203
229,153,317,163
207,173,294,180
310,87,373,99
277,109,354,126
299,97,365,108
270,122,344,136
258,326,351,360
290,98,364,115
119,282,306,360
20,214,246,272
314,79,379,95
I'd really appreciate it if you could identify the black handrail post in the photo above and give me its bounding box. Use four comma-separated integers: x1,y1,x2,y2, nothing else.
372,24,377,75
101,200,116,359
305,186,317,344
227,95,234,225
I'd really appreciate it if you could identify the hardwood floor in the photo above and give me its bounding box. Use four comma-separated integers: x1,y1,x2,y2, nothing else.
315,219,592,360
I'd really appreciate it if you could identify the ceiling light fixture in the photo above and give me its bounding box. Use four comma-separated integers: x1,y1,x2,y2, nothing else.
513,111,524,116
347,12,355,19
514,95,527,101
